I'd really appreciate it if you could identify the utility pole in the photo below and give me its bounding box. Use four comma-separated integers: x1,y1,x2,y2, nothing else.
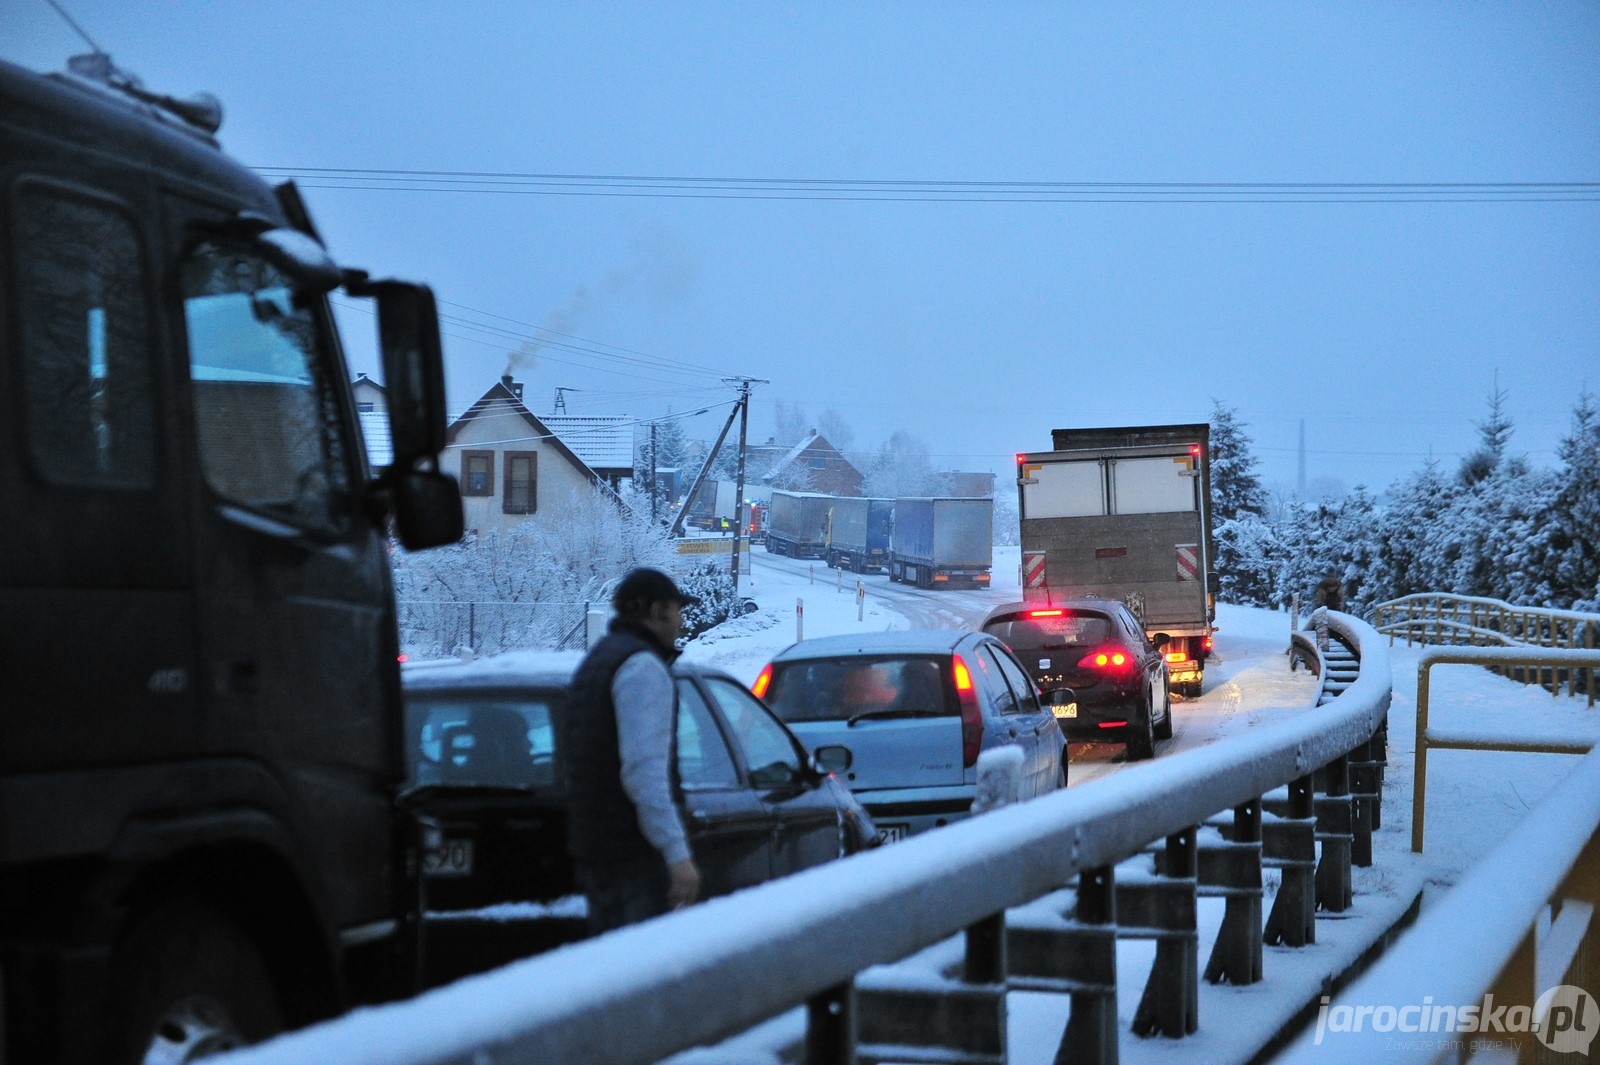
649,421,659,524
726,377,766,599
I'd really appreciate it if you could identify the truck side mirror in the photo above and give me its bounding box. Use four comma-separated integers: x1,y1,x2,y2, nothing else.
394,470,464,550
348,277,448,467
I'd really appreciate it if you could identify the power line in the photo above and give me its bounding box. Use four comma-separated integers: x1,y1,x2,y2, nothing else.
44,0,102,53
257,167,1600,204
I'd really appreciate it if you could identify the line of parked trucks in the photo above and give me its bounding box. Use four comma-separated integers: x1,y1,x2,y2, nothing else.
762,491,994,590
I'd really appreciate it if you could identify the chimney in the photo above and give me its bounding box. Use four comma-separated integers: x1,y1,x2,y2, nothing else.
501,374,524,402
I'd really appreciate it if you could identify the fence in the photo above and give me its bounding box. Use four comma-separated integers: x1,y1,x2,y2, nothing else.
220,612,1392,1065
1371,592,1599,705
396,600,592,660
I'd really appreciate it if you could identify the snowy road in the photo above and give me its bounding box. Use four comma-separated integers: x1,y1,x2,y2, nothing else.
701,546,1323,790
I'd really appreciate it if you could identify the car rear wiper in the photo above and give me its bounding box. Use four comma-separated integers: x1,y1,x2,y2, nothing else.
846,708,944,727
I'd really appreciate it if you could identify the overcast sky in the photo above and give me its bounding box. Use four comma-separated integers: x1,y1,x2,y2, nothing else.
5,2,1597,497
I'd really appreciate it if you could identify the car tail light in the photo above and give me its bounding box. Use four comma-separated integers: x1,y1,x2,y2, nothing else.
752,664,773,699
1078,646,1135,673
1027,609,1064,618
952,655,983,768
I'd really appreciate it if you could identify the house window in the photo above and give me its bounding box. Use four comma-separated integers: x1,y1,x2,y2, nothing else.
809,451,827,469
461,450,494,497
15,183,153,487
503,451,536,514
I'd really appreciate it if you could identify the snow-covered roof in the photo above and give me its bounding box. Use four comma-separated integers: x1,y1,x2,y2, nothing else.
358,409,393,467
539,414,634,470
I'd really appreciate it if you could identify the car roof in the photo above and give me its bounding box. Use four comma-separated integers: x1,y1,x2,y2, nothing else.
402,650,583,692
981,599,1126,624
769,629,978,662
401,649,742,692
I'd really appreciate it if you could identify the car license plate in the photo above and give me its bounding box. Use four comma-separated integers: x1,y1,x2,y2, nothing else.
877,824,908,844
423,837,474,877
1052,703,1079,719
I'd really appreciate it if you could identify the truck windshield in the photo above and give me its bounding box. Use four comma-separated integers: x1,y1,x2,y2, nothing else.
182,240,351,533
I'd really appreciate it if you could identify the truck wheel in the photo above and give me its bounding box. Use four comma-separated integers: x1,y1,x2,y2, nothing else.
106,900,284,1065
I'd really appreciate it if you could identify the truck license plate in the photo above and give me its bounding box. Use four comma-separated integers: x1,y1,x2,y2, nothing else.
877,824,908,844
423,837,474,877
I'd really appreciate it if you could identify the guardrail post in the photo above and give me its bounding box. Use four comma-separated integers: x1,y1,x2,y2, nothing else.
1347,738,1377,867
1263,776,1317,947
1315,755,1354,912
806,980,857,1065
1038,867,1120,1065
1127,828,1199,1038
1201,800,1263,986
856,914,1008,1064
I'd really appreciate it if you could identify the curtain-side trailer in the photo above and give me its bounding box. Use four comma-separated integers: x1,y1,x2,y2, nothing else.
764,490,833,558
1017,424,1216,694
824,497,894,573
888,497,993,589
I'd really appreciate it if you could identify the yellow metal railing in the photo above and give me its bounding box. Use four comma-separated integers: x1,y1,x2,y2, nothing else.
1412,646,1600,853
1373,592,1599,706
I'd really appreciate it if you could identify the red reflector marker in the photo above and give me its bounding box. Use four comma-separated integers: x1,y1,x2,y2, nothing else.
1098,720,1127,729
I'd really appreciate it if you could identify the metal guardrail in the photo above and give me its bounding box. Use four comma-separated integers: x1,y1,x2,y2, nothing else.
1281,742,1600,1065
219,613,1392,1065
1411,646,1600,854
1372,593,1599,706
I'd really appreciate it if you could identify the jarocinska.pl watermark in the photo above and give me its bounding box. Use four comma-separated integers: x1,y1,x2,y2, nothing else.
1314,985,1599,1057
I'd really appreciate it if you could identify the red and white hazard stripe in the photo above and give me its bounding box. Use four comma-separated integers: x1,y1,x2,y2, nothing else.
1023,551,1047,589
1176,544,1199,582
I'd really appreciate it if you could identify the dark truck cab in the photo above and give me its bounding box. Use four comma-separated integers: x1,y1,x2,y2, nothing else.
0,55,461,1062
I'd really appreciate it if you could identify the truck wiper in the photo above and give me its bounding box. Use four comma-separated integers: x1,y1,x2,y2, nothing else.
846,709,943,727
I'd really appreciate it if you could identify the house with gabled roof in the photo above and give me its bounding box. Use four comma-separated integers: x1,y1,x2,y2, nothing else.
759,429,863,497
448,375,610,535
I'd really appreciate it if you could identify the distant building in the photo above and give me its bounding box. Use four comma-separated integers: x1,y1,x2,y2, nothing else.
539,413,634,491
352,373,392,468
447,375,610,535
758,430,864,497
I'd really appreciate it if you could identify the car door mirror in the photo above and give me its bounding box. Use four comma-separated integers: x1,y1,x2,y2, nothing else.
812,745,852,774
1150,632,1171,649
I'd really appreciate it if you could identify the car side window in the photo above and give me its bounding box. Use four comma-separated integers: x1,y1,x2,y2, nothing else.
674,681,740,790
703,677,805,788
973,647,1021,717
989,644,1043,716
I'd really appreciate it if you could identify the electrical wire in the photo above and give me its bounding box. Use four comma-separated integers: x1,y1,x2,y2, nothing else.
256,168,1600,204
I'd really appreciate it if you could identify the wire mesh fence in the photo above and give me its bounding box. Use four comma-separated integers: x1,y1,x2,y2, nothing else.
396,600,593,660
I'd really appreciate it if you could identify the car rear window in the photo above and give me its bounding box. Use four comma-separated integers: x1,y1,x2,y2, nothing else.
406,691,560,789
984,611,1112,651
765,655,953,723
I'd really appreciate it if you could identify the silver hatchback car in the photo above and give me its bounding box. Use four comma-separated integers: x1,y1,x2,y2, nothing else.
753,630,1070,842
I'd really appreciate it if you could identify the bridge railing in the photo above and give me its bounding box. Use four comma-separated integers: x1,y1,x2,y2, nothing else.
219,613,1392,1065
1371,592,1598,705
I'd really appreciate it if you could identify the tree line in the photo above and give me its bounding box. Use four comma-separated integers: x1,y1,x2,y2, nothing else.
1210,391,1600,617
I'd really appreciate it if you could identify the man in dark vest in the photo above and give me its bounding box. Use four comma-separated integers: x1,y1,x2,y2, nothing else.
561,567,702,934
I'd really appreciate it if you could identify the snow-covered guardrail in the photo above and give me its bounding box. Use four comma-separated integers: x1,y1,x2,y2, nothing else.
218,613,1392,1065
1372,593,1598,705
1281,741,1600,1065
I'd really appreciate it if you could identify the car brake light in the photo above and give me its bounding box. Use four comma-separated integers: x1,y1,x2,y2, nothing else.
953,655,983,768
1079,646,1135,673
1027,609,1064,618
752,664,773,699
